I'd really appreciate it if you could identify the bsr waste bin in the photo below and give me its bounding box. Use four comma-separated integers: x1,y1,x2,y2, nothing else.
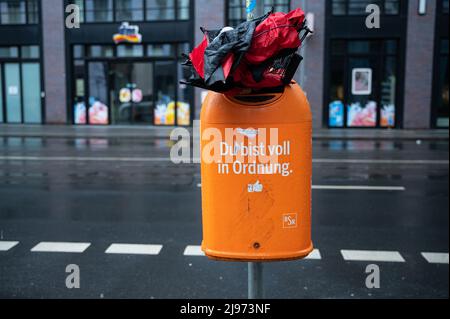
200,82,313,261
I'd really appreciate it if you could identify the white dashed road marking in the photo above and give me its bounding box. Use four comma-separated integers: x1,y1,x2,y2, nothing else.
341,250,406,263
105,244,163,255
312,185,405,191
31,242,91,253
305,249,322,260
183,245,205,256
421,252,449,264
0,241,19,251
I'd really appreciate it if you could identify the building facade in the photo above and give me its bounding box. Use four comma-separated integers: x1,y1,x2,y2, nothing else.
0,0,447,129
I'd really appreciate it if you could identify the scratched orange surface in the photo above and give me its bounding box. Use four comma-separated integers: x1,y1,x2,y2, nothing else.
200,83,313,261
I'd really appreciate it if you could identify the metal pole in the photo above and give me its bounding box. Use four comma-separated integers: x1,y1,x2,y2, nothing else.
248,262,264,299
246,1,264,300
246,0,264,21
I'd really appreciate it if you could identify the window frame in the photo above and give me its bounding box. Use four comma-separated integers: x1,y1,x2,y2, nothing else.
330,0,401,16
72,0,191,24
326,39,401,129
225,0,291,26
70,42,193,126
0,0,40,25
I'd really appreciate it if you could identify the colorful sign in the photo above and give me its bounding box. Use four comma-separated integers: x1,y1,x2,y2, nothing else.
113,22,142,44
132,88,143,103
381,104,395,127
74,102,86,124
154,101,190,126
89,101,109,125
119,88,131,103
352,68,372,95
347,101,377,127
328,100,344,127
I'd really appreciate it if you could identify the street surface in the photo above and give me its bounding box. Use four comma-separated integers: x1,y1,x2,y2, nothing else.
0,127,448,299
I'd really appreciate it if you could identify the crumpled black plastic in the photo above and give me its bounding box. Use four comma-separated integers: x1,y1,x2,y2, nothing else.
203,13,270,86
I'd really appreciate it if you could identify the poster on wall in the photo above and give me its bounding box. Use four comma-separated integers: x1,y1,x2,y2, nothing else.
89,100,109,125
381,104,395,127
347,101,377,127
352,68,372,95
328,100,344,127
132,89,143,103
154,101,190,126
119,88,131,103
74,102,86,124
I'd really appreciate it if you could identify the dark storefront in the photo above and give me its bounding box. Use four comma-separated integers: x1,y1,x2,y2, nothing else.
65,0,194,126
0,0,43,124
324,0,407,128
432,0,449,128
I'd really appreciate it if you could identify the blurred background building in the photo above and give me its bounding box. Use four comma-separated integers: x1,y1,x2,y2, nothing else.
0,0,447,129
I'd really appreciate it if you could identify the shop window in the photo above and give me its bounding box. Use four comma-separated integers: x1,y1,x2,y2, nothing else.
27,0,39,23
73,59,86,125
88,45,114,57
147,44,174,57
331,0,400,16
0,0,26,24
21,45,40,59
0,46,19,58
22,63,42,123
115,0,144,21
177,0,189,20
73,45,85,59
117,45,143,57
327,39,399,128
154,61,176,125
88,62,109,124
227,0,290,26
146,0,175,21
263,0,290,13
85,0,113,22
71,0,190,23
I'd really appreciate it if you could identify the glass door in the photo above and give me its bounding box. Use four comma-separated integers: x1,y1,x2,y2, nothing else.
109,61,154,125
4,63,22,123
88,61,109,125
327,39,399,128
22,63,42,123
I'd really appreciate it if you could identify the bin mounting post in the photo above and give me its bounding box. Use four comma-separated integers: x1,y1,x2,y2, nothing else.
248,262,264,299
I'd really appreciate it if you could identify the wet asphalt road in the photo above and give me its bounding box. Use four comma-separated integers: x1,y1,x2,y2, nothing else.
0,134,448,299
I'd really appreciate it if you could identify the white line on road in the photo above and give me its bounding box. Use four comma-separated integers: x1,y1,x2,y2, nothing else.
0,156,447,165
105,244,163,255
0,156,169,162
313,159,449,165
183,245,205,256
421,252,449,264
0,241,19,251
31,242,91,253
197,184,405,191
312,185,405,191
305,249,322,260
341,250,406,263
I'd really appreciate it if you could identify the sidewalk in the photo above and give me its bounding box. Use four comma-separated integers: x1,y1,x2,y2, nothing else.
0,124,448,140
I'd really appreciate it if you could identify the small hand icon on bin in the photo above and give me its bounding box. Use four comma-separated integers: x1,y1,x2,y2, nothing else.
248,181,263,193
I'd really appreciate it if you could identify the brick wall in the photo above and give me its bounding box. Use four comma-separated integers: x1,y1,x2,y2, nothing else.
42,0,67,124
403,0,437,128
193,0,225,119
292,0,326,129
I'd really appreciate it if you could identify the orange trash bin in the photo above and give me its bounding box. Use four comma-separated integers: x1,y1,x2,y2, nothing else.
200,82,313,261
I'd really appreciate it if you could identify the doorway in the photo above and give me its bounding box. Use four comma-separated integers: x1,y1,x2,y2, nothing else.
0,62,42,124
326,39,400,128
